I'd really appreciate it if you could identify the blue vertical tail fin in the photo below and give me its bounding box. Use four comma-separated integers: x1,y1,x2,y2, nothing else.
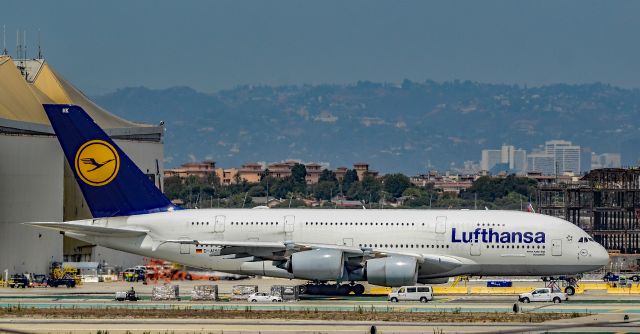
44,104,177,217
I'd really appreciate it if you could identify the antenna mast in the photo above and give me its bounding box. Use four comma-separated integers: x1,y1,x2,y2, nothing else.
37,29,42,59
2,25,6,55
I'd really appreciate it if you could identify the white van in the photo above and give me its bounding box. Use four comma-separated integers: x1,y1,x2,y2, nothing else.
388,285,433,303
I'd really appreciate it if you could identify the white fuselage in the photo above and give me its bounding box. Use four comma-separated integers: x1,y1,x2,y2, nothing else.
65,209,609,281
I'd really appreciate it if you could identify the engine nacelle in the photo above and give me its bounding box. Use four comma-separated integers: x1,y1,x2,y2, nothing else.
366,256,418,287
417,277,450,284
290,248,345,281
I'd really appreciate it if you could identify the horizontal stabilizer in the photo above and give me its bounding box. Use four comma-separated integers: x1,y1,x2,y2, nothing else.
24,222,148,237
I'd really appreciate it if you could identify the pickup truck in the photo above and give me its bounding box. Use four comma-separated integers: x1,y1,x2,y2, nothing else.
518,288,568,303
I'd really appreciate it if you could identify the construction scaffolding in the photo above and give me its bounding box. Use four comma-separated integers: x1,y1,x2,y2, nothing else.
537,168,640,253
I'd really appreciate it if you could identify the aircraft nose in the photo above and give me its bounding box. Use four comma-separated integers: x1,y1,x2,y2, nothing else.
593,243,609,267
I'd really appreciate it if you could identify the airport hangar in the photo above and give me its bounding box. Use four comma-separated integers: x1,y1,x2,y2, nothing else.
0,55,166,274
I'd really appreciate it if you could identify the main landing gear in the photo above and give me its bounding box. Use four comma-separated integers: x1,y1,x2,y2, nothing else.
542,276,579,296
300,281,366,296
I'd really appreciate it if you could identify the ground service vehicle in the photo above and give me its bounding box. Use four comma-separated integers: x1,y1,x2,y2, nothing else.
388,285,433,303
247,292,283,302
8,274,29,288
47,278,76,288
518,288,567,303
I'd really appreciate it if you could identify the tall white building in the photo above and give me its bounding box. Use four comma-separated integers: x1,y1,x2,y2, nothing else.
591,153,622,169
481,145,527,174
527,150,556,175
545,140,581,174
526,140,582,175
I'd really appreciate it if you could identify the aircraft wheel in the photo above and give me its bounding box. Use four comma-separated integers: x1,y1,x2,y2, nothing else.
565,286,575,296
337,284,350,295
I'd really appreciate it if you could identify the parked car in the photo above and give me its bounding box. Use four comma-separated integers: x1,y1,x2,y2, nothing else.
388,286,433,303
518,288,567,303
247,292,283,302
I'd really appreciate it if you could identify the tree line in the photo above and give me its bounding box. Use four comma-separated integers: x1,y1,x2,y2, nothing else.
164,163,538,210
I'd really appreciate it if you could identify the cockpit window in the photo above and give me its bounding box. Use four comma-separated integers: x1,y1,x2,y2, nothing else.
578,237,585,243
588,238,594,242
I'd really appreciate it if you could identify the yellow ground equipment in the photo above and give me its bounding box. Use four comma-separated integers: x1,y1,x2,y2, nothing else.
451,275,469,288
50,262,82,286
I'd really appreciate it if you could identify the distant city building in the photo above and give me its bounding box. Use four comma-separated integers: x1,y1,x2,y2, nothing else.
410,171,474,194
526,140,581,175
238,163,263,183
527,150,556,175
353,162,379,179
216,168,239,185
481,145,527,174
544,140,581,174
591,153,621,170
458,160,480,175
166,160,376,185
305,163,323,184
164,160,216,178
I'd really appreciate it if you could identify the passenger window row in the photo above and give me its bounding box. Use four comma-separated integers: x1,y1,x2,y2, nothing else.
305,222,419,226
487,244,545,249
358,243,450,249
476,223,506,227
229,222,280,226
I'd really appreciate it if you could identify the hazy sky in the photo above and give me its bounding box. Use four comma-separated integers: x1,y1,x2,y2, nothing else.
3,1,639,94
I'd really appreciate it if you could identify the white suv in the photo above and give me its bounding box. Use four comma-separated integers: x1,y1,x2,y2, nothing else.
247,292,283,303
388,286,433,303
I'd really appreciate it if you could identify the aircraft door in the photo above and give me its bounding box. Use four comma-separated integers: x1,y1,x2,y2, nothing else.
435,216,447,234
470,242,481,256
552,239,562,256
342,238,354,247
180,242,191,254
284,215,295,239
214,215,226,232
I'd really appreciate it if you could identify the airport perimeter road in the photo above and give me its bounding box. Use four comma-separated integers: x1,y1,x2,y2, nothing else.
0,315,639,334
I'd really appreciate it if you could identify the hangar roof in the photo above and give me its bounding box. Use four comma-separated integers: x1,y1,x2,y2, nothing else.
0,55,147,129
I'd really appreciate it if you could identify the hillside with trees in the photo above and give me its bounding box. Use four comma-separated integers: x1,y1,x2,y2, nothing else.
95,81,640,173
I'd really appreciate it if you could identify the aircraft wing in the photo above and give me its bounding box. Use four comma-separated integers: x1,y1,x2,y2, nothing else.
24,222,149,237
157,239,364,259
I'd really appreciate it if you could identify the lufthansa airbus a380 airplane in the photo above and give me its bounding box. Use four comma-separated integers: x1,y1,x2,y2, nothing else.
29,104,609,295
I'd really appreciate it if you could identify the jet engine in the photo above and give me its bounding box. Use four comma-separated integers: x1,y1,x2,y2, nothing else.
289,248,345,281
366,256,418,287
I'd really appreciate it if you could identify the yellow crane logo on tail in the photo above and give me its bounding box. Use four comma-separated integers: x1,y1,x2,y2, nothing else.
74,140,120,186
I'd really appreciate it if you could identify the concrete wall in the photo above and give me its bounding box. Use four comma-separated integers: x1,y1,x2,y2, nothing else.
0,134,64,274
0,132,165,274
